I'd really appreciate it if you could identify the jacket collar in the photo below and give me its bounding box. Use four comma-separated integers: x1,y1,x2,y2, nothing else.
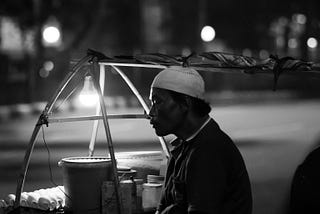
170,117,213,158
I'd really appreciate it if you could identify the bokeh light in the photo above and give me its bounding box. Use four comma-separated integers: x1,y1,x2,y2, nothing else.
288,38,298,49
293,13,307,25
242,49,252,57
42,26,61,44
43,61,54,71
307,37,318,49
201,25,216,42
39,68,50,78
259,49,269,59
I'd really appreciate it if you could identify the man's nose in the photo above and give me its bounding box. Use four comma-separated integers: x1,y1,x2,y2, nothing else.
148,104,156,118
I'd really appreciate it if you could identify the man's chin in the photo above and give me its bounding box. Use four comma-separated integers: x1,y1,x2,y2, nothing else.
154,129,168,137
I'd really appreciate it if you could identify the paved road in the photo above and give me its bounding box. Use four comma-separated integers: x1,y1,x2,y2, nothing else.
1,100,320,214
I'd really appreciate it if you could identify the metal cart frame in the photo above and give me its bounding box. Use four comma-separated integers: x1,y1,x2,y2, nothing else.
13,52,171,213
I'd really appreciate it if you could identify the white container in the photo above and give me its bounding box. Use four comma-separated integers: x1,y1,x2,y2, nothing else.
142,183,162,212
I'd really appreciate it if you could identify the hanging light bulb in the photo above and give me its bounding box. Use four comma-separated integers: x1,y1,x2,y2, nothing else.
78,76,99,107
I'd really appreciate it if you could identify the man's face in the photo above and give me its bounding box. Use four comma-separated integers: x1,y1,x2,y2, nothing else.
149,88,187,136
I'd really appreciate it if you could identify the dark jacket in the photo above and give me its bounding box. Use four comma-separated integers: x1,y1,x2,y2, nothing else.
158,119,252,214
289,146,320,214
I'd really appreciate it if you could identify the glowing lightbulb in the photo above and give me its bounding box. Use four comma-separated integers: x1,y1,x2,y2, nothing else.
78,76,99,107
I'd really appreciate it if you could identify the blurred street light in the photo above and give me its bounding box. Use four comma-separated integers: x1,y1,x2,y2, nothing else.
201,25,216,42
259,49,269,59
293,13,307,25
242,48,252,57
39,60,54,78
41,17,61,47
288,38,298,49
42,26,60,44
307,37,318,48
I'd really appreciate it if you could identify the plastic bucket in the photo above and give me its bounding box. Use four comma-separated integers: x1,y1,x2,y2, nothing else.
58,157,112,214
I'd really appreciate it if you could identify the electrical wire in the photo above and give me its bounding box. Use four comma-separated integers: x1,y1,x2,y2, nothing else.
41,125,72,202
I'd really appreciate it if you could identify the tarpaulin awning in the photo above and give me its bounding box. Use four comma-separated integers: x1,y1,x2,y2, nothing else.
85,49,320,90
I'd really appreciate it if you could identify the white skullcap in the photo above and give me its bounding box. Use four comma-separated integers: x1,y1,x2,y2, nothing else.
151,66,205,100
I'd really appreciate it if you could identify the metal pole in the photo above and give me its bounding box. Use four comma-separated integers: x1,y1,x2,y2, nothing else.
89,64,106,156
91,58,122,214
99,62,167,69
47,114,148,123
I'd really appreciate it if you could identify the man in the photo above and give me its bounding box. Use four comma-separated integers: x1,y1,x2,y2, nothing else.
289,145,320,214
148,66,252,214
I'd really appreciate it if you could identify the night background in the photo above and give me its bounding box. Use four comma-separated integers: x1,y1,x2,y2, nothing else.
1,0,320,104
1,1,320,214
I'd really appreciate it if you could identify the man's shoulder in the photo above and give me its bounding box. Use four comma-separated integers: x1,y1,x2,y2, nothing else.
193,119,243,161
197,119,234,144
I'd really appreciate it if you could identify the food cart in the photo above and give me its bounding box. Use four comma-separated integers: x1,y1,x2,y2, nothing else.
1,49,319,214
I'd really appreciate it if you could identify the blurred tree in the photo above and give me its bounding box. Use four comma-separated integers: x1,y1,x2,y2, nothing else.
0,0,36,29
0,0,109,102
